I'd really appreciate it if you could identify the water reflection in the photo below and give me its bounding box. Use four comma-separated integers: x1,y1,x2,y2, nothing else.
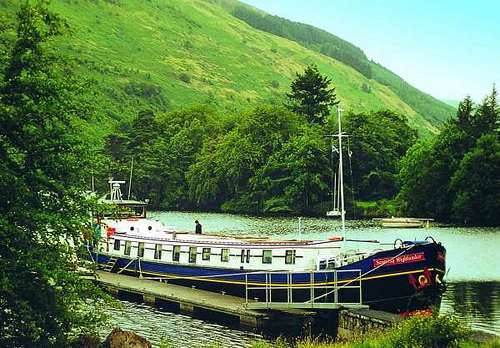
441,281,500,335
101,300,264,348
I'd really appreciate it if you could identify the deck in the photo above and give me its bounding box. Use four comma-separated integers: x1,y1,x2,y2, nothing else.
93,270,320,334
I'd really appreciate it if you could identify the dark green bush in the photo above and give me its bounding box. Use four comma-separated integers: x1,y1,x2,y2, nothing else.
179,72,191,83
387,314,470,348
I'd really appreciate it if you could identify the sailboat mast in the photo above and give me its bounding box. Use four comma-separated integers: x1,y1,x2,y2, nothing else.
337,107,345,234
333,172,337,210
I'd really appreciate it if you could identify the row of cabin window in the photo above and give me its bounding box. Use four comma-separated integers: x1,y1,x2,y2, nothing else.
113,240,296,264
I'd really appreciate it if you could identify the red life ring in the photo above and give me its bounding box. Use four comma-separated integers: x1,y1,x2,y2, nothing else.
418,274,429,287
106,227,116,238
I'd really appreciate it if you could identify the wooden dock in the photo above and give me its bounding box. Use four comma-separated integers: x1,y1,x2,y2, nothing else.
93,271,320,335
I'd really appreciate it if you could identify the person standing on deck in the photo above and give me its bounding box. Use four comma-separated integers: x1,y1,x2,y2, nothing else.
195,220,202,234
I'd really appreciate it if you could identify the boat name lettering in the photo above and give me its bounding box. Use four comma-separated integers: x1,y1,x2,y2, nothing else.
373,252,425,267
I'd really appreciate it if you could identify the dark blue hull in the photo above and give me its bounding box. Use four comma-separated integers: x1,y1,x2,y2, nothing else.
90,242,446,313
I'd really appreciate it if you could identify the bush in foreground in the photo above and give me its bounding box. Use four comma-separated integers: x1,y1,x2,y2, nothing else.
251,315,500,348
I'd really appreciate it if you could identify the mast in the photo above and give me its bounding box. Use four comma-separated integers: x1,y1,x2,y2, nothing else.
337,107,346,235
333,172,337,211
128,156,134,200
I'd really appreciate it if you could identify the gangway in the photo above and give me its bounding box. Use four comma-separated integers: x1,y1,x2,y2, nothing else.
245,269,368,310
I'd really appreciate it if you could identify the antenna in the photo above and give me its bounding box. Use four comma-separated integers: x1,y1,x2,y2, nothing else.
108,179,126,201
128,157,134,200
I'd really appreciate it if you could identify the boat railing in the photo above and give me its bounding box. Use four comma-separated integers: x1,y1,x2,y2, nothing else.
244,269,365,309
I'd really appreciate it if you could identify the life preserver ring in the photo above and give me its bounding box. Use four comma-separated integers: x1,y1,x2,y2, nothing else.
106,227,116,238
418,274,429,287
394,238,403,249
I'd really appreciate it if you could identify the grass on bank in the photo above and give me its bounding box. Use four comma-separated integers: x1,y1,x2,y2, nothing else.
250,315,500,348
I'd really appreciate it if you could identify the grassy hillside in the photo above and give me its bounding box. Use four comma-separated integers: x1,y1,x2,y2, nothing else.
2,0,453,136
442,99,461,108
222,0,455,133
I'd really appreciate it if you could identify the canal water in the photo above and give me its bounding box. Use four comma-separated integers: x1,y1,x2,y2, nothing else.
102,212,500,346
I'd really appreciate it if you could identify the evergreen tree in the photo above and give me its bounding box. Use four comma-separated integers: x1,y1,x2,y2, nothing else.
0,3,105,346
287,64,339,124
399,87,500,225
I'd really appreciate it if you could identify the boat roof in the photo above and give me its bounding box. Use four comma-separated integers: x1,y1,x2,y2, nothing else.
100,199,147,206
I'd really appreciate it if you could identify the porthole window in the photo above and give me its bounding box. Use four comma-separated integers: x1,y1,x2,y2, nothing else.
130,226,134,231
262,250,272,264
148,226,152,231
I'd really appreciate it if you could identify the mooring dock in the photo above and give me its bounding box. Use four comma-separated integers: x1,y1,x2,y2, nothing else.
92,270,380,336
94,271,325,335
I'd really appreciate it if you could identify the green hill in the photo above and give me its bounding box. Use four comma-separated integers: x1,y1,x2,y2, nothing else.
1,0,454,136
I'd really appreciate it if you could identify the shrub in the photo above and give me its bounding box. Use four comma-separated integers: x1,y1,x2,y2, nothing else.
179,72,191,84
386,314,470,348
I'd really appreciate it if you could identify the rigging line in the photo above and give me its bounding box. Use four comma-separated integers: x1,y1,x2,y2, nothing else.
307,244,417,303
347,137,356,218
330,137,335,209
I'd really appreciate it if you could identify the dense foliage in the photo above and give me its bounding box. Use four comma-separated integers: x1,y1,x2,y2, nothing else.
344,110,417,200
399,89,500,225
104,66,418,216
0,3,106,346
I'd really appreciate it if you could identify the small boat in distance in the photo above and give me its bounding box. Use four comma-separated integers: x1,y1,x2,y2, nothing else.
374,217,434,228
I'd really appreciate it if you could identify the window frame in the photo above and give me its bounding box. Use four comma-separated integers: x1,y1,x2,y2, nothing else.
124,241,131,256
202,247,211,261
189,247,197,263
113,239,120,251
285,250,296,265
221,248,229,262
262,249,272,264
138,242,145,257
154,244,162,260
172,245,181,262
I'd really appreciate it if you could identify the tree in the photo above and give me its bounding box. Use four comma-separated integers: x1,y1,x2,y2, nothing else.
187,105,300,212
253,125,329,214
287,64,338,124
343,110,417,200
0,3,105,346
450,134,500,225
398,87,500,225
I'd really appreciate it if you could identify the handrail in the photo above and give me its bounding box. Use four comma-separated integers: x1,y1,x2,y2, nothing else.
245,269,363,309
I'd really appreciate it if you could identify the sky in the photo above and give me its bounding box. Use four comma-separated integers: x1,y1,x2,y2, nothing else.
240,0,500,102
